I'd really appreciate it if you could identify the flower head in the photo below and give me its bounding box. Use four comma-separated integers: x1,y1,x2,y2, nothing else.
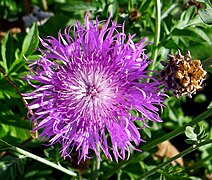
24,15,164,162
160,50,207,98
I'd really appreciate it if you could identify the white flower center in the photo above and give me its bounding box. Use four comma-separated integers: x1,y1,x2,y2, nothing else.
86,85,98,97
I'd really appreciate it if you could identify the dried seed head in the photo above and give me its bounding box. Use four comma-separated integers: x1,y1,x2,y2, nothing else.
160,50,207,98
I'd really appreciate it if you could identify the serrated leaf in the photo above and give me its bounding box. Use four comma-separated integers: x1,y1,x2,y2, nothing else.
0,154,26,180
8,59,27,74
21,23,39,57
1,33,9,72
17,158,25,175
8,25,38,74
185,126,197,140
171,28,209,43
198,4,212,24
173,6,202,30
187,27,211,44
10,164,17,180
159,165,191,179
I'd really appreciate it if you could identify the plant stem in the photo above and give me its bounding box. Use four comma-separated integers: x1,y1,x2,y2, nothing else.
0,67,37,139
104,109,212,179
0,67,32,115
139,139,212,179
186,154,212,172
148,0,161,73
92,147,101,180
9,145,77,177
141,109,212,151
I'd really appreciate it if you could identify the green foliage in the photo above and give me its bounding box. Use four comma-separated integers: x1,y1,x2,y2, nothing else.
161,5,211,54
0,153,27,180
158,165,191,180
0,101,30,143
197,0,212,24
185,125,207,144
203,56,212,73
207,101,212,109
21,23,39,57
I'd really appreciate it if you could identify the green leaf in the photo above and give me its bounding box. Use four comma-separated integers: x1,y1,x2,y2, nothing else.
185,139,197,144
139,0,152,14
198,3,212,24
194,94,207,103
207,101,212,109
185,124,207,144
158,165,190,180
171,28,210,43
8,24,38,74
0,102,30,141
0,124,10,139
21,23,39,57
108,0,119,18
23,162,53,179
142,127,151,138
8,58,27,74
196,124,207,140
0,154,26,180
1,33,9,72
187,27,211,45
173,6,202,30
163,39,179,49
185,126,197,140
0,79,20,98
202,56,212,73
59,0,97,11
123,162,144,179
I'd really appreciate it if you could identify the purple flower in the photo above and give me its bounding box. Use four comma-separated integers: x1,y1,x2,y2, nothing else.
24,15,165,162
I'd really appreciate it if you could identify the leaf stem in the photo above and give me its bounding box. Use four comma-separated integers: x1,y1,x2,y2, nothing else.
148,0,161,73
9,145,77,177
139,139,212,179
104,109,212,179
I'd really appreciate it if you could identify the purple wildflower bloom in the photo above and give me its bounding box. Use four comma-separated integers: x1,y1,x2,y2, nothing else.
24,15,164,162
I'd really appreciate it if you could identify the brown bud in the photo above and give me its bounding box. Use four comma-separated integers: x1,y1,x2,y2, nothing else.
160,50,207,98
